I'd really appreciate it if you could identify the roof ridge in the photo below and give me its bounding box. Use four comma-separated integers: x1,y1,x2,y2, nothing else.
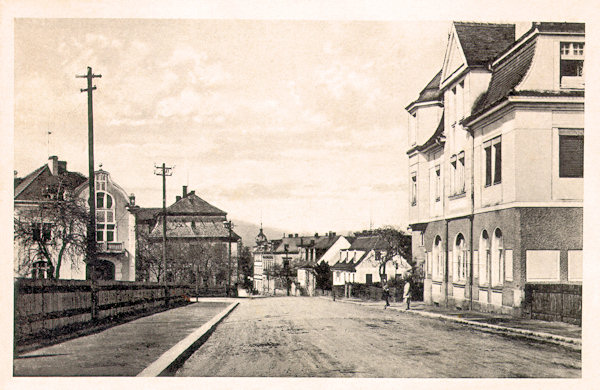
454,21,514,27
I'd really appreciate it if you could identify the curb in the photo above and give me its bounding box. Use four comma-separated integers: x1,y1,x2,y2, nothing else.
137,301,239,377
322,297,581,350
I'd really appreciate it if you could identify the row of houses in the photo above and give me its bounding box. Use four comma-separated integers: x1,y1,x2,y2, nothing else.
13,156,240,283
252,228,411,296
406,22,584,315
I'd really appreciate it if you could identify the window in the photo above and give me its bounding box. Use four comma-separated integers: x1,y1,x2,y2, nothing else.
95,172,108,191
410,172,417,206
435,165,441,201
560,42,584,88
432,236,443,279
450,155,457,194
491,229,504,287
484,136,502,187
32,223,52,242
479,230,490,285
451,87,457,124
454,234,468,282
96,191,115,242
559,130,584,178
458,151,465,194
458,81,465,120
32,261,51,279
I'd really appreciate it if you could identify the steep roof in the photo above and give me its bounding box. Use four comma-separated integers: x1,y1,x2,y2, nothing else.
14,164,86,201
406,70,443,110
467,21,585,121
166,193,227,216
454,22,515,66
331,260,356,272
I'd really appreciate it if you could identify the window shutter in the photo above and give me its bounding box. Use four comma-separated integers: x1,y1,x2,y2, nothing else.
559,135,584,178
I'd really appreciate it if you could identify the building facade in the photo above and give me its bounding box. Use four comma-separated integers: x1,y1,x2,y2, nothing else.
406,22,584,314
14,156,137,281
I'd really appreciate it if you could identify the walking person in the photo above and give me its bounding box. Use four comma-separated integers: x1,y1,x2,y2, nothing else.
403,273,412,310
383,281,390,309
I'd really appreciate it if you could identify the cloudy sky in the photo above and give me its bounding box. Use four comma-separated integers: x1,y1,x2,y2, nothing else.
13,15,534,233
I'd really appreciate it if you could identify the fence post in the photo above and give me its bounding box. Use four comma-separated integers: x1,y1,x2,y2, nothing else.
90,279,98,321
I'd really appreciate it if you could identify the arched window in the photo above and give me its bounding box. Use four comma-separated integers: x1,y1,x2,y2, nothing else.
454,234,467,282
491,228,504,287
432,236,443,280
96,191,116,242
479,230,490,285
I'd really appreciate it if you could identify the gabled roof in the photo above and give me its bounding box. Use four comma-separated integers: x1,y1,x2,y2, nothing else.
167,193,227,216
453,22,515,66
14,164,87,201
348,235,390,252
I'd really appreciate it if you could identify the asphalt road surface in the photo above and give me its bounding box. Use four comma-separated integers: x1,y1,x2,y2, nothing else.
176,297,580,378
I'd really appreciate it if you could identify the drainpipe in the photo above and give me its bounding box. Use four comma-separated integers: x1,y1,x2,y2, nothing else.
469,125,475,311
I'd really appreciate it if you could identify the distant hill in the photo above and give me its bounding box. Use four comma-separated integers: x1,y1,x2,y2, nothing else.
231,219,285,248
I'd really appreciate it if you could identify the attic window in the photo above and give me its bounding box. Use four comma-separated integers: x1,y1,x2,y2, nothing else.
560,42,584,89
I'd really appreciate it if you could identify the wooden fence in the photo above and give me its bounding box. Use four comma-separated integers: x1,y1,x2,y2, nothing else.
524,283,582,325
14,278,192,344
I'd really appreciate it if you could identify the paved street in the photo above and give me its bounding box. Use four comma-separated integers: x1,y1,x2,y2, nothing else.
177,297,580,378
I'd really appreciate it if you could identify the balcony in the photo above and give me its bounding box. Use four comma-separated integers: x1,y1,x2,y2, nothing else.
97,242,125,254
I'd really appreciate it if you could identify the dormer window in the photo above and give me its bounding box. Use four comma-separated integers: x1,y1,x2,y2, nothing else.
560,42,584,89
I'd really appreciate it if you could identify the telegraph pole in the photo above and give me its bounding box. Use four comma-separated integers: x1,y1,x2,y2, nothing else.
154,163,173,304
225,220,234,297
76,67,102,279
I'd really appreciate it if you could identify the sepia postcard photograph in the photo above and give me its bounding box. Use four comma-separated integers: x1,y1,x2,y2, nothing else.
2,0,598,389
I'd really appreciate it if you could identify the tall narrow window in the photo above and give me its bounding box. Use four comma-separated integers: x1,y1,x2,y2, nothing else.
435,165,441,201
479,230,490,285
491,228,504,287
454,234,467,282
493,140,502,184
433,236,443,279
559,129,584,178
450,155,457,195
560,42,584,88
458,151,465,193
410,172,417,206
96,192,116,242
484,136,501,187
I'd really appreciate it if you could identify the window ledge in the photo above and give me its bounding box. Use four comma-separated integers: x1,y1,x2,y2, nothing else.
448,191,466,200
452,281,467,287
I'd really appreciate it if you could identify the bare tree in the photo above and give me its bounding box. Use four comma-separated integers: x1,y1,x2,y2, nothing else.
14,185,88,279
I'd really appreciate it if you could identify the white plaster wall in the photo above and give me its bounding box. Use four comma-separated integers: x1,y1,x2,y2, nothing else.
320,237,352,266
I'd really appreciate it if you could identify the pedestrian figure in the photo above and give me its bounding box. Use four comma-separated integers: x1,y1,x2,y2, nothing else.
403,274,412,310
383,282,390,309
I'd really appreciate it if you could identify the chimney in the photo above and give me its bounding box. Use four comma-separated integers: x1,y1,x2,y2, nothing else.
176,196,181,202
189,190,195,195
183,185,188,197
295,233,298,237
332,232,336,236
129,193,136,206
288,234,293,238
314,233,319,237
48,156,58,175
57,160,67,174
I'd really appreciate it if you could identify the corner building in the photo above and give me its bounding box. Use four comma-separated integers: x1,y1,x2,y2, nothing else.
406,22,583,315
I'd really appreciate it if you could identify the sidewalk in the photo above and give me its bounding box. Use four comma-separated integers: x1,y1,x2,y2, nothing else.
14,299,238,376
327,297,581,349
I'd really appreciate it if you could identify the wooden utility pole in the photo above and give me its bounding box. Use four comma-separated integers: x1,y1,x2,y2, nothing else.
76,67,101,280
154,163,173,304
225,221,234,297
